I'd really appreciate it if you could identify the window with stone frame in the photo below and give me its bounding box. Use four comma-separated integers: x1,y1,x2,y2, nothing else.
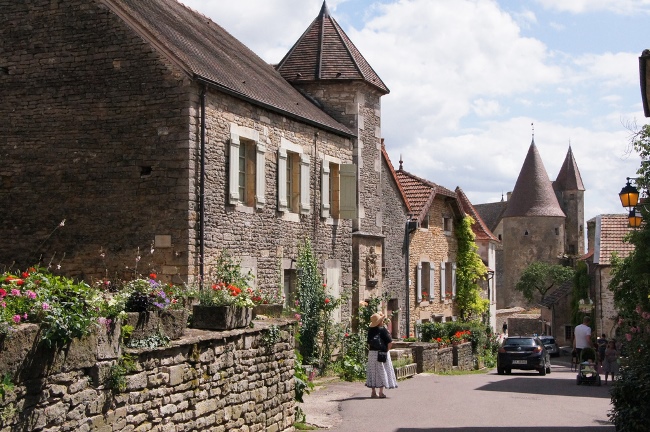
440,261,456,299
417,261,434,302
277,138,310,215
283,269,297,307
321,158,357,220
228,124,265,209
443,216,453,234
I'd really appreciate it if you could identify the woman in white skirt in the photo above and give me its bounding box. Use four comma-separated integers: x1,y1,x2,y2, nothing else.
366,312,398,398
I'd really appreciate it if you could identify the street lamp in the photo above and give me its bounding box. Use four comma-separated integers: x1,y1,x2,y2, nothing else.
619,177,643,228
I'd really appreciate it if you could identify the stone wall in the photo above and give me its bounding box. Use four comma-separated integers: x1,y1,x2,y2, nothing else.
392,342,465,374
452,342,473,371
0,320,296,432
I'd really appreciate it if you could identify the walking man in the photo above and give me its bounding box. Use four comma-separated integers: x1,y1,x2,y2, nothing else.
573,316,592,362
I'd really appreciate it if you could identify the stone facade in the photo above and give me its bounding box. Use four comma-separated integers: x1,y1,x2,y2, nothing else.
0,321,295,431
407,198,459,333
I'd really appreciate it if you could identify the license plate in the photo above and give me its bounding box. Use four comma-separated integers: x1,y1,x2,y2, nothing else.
512,360,527,365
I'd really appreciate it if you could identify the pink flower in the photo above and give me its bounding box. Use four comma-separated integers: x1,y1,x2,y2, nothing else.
636,305,643,314
12,315,21,324
294,313,301,320
11,289,20,296
26,290,37,299
631,327,637,333
626,333,633,341
23,313,27,319
643,312,650,320
42,303,50,310
1,302,5,308
619,318,625,325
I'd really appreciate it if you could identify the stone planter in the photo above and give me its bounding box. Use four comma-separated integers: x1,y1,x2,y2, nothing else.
192,305,253,330
252,304,284,318
123,309,188,341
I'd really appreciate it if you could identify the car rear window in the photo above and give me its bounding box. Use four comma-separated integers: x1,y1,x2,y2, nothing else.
542,338,555,344
504,338,536,346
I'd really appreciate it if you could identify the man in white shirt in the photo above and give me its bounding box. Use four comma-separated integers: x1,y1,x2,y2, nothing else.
574,316,592,361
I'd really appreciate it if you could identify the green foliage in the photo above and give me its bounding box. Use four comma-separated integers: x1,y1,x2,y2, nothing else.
0,374,14,399
454,216,489,321
261,325,281,351
125,332,170,349
293,351,314,404
608,123,650,431
196,251,255,307
515,261,575,304
108,354,138,393
570,261,590,327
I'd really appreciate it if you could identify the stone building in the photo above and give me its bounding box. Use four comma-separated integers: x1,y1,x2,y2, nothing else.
584,215,635,339
0,0,399,325
474,138,585,311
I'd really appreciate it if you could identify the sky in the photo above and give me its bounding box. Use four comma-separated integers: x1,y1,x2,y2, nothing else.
179,0,648,222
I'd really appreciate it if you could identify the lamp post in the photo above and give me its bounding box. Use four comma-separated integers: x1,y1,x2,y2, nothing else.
619,177,643,228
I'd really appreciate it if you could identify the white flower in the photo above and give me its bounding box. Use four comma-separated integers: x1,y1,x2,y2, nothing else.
59,219,66,227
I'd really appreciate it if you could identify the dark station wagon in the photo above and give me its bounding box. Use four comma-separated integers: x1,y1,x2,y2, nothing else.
497,336,551,376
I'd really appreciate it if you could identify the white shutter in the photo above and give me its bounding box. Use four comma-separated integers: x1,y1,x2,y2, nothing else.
416,262,422,303
255,143,266,209
339,164,357,219
277,149,288,212
429,265,435,300
440,262,446,299
228,134,240,205
452,262,457,298
321,161,330,218
300,153,311,214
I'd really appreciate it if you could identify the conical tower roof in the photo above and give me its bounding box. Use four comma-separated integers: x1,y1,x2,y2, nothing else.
502,139,566,218
554,146,585,191
276,1,389,94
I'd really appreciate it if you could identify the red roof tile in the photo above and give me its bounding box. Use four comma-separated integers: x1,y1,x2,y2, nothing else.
593,214,636,265
456,187,500,242
381,144,411,214
394,169,456,222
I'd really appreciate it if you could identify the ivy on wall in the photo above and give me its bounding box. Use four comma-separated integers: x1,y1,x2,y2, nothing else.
454,216,489,321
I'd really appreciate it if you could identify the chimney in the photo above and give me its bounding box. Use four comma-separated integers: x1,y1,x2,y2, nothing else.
506,191,512,201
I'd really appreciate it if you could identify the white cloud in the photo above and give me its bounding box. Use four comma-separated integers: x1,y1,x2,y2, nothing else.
535,0,650,15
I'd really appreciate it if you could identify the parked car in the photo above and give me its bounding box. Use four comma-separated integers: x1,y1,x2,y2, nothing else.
539,336,560,357
497,336,551,375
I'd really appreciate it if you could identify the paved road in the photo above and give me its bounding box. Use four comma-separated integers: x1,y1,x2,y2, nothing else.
301,357,615,431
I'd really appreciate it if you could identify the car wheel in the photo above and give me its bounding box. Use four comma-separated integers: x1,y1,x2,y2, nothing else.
505,368,512,375
497,367,504,375
539,366,546,376
546,365,551,374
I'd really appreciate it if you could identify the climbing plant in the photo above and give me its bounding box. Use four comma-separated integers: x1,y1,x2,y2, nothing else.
454,216,489,321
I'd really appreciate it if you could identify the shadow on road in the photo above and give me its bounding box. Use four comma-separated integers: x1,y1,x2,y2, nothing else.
394,427,613,432
476,375,611,399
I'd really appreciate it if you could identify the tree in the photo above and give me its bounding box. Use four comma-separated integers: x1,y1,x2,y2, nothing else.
608,123,650,431
454,216,489,321
515,262,574,304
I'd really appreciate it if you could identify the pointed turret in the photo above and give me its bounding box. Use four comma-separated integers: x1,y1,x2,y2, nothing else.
276,1,389,94
502,139,565,218
554,146,585,192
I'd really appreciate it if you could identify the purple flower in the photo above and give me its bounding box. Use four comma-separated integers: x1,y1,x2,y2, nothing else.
26,290,37,299
23,313,27,320
12,315,21,323
11,289,21,296
41,302,50,310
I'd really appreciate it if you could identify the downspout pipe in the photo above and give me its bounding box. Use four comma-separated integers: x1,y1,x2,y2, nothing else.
403,217,412,338
199,84,206,289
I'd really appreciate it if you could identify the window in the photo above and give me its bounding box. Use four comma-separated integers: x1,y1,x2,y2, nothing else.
278,138,310,215
440,261,456,299
283,269,297,307
321,158,357,219
228,124,265,208
443,217,452,234
421,214,429,229
417,261,434,301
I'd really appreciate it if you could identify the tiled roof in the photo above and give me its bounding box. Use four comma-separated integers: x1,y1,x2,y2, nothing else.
101,0,354,137
554,146,585,192
593,214,636,265
394,169,456,222
502,139,565,218
276,1,389,94
539,280,572,308
455,187,499,242
381,144,411,214
473,201,508,233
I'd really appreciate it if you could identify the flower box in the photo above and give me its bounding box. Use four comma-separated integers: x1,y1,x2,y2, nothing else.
123,309,188,341
394,363,418,380
191,305,253,330
252,304,284,318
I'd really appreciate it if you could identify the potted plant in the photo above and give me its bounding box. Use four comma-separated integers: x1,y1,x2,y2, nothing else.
192,282,255,330
251,287,285,318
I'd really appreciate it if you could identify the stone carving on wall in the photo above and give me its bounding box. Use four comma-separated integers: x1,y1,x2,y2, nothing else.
366,246,378,287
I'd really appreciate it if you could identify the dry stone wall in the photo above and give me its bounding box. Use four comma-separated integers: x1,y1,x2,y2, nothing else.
0,320,296,432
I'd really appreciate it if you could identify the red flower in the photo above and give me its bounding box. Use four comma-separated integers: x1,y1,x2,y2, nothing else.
0,288,6,298
324,298,330,304
22,272,29,278
16,279,24,286
149,273,157,279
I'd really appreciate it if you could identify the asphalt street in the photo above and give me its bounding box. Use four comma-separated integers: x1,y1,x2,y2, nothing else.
301,356,615,432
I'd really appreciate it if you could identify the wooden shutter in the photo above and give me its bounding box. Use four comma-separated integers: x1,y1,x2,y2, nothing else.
452,262,457,298
321,161,330,218
255,143,266,209
440,262,446,299
299,153,310,214
339,164,357,219
416,262,422,303
277,149,288,212
429,265,436,300
228,134,240,205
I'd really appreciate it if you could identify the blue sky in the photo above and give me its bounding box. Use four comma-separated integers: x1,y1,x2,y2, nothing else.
179,0,648,225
